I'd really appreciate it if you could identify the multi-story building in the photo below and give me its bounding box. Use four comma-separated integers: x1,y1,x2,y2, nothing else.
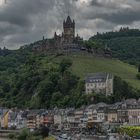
66,111,75,129
128,108,140,125
26,110,41,130
1,109,9,129
8,110,17,129
16,111,27,129
40,112,54,127
27,114,37,130
54,113,63,126
74,109,84,124
117,99,139,124
97,108,106,122
117,103,128,123
85,73,113,96
107,106,118,123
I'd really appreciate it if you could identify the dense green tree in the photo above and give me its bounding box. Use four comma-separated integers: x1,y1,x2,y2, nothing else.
59,58,72,74
138,64,140,72
39,125,49,138
113,76,140,101
90,28,140,65
136,73,140,80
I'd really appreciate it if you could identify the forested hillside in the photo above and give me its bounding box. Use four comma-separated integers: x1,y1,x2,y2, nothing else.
0,50,139,108
0,28,140,108
90,28,140,65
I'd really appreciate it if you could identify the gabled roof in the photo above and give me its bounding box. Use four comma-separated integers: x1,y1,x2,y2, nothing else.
86,104,96,110
125,99,137,105
1,109,9,118
27,109,42,117
85,73,113,83
96,102,107,108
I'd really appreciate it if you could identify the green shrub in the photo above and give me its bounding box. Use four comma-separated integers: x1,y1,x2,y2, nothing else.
9,133,16,139
119,126,140,137
136,73,140,80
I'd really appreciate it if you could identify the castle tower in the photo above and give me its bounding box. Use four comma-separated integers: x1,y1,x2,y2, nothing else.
63,16,75,43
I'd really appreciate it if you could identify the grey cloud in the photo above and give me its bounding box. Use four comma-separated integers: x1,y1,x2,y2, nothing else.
102,9,140,24
0,0,55,27
84,8,140,24
0,0,140,49
82,0,140,24
90,0,103,7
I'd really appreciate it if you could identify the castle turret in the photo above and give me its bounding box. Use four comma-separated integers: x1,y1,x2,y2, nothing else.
54,32,58,39
63,16,75,43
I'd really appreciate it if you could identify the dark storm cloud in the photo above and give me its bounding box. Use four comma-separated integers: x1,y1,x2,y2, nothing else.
81,0,140,24
84,8,140,24
0,0,56,48
90,0,102,7
0,0,55,27
102,10,140,24
0,0,140,49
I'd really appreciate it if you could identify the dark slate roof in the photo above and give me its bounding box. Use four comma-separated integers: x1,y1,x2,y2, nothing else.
86,104,95,109
66,16,72,24
27,109,43,117
85,73,113,83
96,102,107,108
63,16,75,28
125,99,137,105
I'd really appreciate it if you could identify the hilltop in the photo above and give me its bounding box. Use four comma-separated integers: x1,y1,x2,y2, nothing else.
90,27,140,65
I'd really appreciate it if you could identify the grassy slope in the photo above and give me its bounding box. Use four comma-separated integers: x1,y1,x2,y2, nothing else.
51,55,140,90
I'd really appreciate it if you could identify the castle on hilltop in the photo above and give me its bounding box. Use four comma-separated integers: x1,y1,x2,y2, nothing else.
33,16,84,54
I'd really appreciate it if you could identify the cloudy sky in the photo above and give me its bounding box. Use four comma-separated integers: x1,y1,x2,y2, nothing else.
0,0,140,49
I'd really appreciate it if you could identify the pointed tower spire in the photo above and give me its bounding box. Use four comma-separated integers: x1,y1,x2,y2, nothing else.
66,16,72,24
